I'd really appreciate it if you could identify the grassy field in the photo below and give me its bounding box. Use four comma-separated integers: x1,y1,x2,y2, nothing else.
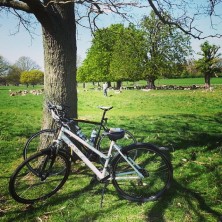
118,77,222,88
0,83,222,222
154,77,222,86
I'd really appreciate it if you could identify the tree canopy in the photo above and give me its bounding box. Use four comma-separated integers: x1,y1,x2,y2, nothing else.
77,24,145,84
0,55,10,76
20,70,44,87
78,11,192,87
15,56,41,72
0,55,42,85
109,24,146,83
195,41,221,88
141,11,192,88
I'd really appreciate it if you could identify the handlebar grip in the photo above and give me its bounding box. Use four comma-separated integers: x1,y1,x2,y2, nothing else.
56,105,63,111
47,102,63,111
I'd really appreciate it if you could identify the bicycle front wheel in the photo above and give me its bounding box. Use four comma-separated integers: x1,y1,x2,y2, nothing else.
9,149,70,204
112,143,173,202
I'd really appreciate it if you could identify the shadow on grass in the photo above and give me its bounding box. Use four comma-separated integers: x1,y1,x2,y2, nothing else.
147,180,222,222
6,177,125,222
134,113,222,151
146,178,222,222
3,113,222,221
7,176,222,222
116,113,222,221
4,158,222,222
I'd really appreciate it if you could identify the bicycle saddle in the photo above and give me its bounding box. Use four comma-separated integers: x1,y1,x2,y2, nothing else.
98,106,113,111
106,128,125,141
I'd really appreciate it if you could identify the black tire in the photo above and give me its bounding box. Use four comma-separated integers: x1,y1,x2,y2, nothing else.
97,130,137,154
112,143,173,202
9,149,70,204
23,129,58,160
23,129,79,164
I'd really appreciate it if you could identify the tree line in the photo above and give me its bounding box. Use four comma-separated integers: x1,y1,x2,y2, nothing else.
1,0,222,123
0,56,44,87
77,11,222,89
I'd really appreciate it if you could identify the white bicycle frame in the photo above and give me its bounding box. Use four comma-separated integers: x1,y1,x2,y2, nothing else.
55,126,144,181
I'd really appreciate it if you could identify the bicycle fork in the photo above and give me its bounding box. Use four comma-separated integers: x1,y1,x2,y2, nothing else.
36,150,57,181
112,143,144,179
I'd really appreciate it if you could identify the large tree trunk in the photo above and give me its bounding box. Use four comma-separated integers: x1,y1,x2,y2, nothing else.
116,81,122,89
147,77,156,89
204,73,211,89
41,3,77,129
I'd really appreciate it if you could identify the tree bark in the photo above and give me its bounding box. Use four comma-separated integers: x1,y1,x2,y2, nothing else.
204,74,211,89
116,81,122,89
41,3,77,129
147,78,156,89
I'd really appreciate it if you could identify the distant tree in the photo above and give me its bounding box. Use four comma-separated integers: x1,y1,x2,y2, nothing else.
0,55,10,76
20,70,44,87
15,56,41,72
6,66,22,86
0,55,10,85
78,24,120,83
216,58,222,76
141,11,192,89
183,59,200,78
0,76,6,86
109,24,146,87
78,24,145,88
195,41,221,88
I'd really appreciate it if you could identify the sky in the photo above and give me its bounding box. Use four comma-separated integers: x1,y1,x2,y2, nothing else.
1,6,222,71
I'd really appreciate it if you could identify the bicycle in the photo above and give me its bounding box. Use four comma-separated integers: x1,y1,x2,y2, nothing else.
23,106,137,162
9,103,173,204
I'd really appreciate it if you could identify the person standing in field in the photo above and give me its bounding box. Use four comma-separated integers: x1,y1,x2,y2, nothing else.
103,82,108,97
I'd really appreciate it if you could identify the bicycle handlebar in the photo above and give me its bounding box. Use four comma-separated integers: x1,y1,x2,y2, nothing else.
47,102,113,126
47,102,68,122
47,102,64,111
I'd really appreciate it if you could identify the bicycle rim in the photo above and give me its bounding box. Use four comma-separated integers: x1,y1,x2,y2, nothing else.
9,150,70,204
23,129,57,160
112,144,173,202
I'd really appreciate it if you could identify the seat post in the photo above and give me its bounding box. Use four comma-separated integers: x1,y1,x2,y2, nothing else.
100,109,107,125
93,109,107,147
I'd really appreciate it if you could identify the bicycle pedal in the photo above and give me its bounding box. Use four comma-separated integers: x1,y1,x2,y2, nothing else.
99,175,110,183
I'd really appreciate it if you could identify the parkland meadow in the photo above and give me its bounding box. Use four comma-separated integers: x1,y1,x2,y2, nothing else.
0,82,222,222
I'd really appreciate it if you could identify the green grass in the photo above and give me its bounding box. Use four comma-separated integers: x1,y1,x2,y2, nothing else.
116,77,222,87
0,84,222,222
155,77,222,86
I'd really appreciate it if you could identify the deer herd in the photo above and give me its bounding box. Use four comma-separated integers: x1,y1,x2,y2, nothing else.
9,89,44,96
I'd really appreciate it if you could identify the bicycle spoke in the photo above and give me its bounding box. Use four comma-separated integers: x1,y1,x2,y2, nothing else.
112,144,173,202
9,150,70,204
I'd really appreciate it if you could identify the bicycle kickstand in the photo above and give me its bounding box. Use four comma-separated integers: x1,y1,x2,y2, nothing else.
100,181,109,208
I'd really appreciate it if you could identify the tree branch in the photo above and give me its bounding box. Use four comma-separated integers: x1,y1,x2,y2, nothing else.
147,0,222,39
1,0,222,40
0,0,33,12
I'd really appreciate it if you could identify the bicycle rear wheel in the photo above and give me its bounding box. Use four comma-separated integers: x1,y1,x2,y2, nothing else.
23,129,58,159
9,149,70,204
23,128,80,164
112,143,173,202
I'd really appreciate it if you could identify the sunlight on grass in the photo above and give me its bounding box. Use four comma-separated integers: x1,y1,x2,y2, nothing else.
0,85,222,221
